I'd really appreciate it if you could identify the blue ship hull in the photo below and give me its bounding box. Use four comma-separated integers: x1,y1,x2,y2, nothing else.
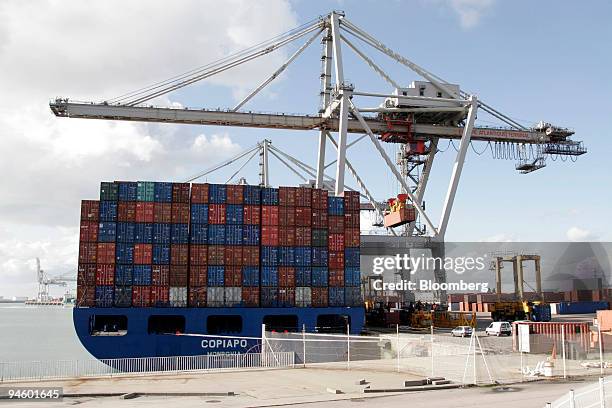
73,307,365,359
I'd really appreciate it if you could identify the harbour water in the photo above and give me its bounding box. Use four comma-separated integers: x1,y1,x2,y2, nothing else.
0,303,92,362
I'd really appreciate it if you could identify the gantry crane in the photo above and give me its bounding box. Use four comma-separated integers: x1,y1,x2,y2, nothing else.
35,258,76,303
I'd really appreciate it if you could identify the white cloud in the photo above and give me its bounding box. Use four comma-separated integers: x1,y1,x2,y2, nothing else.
0,0,297,297
440,0,495,29
566,227,596,242
480,233,518,242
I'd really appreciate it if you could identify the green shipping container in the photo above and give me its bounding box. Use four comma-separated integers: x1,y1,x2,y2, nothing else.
137,181,155,202
100,182,118,201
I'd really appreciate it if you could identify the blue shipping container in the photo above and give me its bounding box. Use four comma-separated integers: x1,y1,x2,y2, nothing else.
242,225,260,245
344,267,360,287
134,223,153,243
261,188,279,205
226,205,244,224
99,201,118,222
242,266,260,287
311,267,328,287
190,224,208,245
261,266,279,287
312,247,328,267
154,182,173,202
208,225,225,245
278,247,294,266
208,184,227,204
190,204,209,224
558,301,609,315
98,222,117,243
171,224,189,244
152,244,170,264
115,265,133,286
152,223,171,244
118,182,138,201
261,287,278,307
95,286,114,307
243,185,261,205
115,243,134,265
327,196,344,215
207,266,225,286
133,265,152,285
225,225,243,245
296,267,311,286
344,287,362,307
294,247,311,266
116,222,135,243
114,286,132,307
345,248,360,267
261,246,278,266
329,287,345,307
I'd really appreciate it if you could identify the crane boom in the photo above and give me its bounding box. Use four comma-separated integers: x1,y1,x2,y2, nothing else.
50,100,572,144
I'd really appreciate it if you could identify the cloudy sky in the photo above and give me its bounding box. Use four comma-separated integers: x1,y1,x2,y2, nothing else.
1,0,610,298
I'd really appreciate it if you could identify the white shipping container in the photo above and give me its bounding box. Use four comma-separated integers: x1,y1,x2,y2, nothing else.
224,287,242,306
169,286,187,307
207,287,224,307
296,287,312,307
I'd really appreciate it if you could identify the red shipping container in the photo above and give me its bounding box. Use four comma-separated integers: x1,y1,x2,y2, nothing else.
208,245,225,265
208,204,226,224
135,202,154,223
97,243,116,264
79,242,97,264
171,203,190,224
152,265,170,286
295,227,312,246
279,187,297,206
295,207,311,227
344,228,360,247
226,185,244,204
170,244,188,265
242,246,260,266
134,244,153,264
278,287,296,306
189,265,208,287
169,265,188,286
151,286,169,306
225,266,242,287
262,206,279,226
343,191,360,212
329,251,345,269
295,187,312,207
242,287,260,307
96,264,115,286
172,183,190,203
80,221,98,242
188,286,207,307
344,212,360,228
117,201,136,222
132,286,151,307
328,234,345,251
81,200,100,222
312,189,328,210
191,183,209,204
262,226,279,246
190,245,208,265
312,288,329,307
77,285,95,307
243,205,261,225
329,269,345,287
328,215,344,234
278,227,295,246
312,209,328,228
278,267,295,287
154,202,172,223
78,264,97,286
224,246,243,266
279,206,295,226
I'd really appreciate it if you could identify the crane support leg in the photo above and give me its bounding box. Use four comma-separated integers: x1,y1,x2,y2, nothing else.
330,11,348,196
316,27,333,189
437,96,478,239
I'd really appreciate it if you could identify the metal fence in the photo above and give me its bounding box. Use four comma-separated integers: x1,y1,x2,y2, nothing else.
0,352,295,382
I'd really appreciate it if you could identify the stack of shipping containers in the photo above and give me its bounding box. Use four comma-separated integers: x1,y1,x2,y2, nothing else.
77,182,361,309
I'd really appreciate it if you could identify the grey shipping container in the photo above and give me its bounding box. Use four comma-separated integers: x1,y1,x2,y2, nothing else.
296,287,312,307
207,287,225,307
169,286,187,307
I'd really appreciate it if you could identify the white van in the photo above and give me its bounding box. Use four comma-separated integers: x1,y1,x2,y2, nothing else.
485,321,512,336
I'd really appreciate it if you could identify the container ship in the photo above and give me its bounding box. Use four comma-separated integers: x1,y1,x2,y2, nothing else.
76,181,364,359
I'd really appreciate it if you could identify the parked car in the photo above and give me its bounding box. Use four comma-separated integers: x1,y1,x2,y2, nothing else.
451,326,473,337
485,321,512,336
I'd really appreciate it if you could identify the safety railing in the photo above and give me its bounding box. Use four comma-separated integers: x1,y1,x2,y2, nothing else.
547,377,612,408
0,352,295,383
